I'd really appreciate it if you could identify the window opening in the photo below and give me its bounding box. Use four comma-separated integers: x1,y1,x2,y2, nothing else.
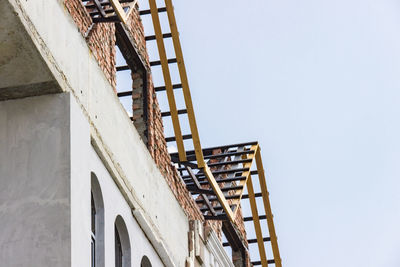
140,256,152,267
115,23,149,144
91,173,105,267
114,215,131,267
115,226,123,267
91,192,96,267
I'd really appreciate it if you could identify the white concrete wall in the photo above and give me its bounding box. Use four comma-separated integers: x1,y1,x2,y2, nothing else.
70,89,164,266
89,146,163,267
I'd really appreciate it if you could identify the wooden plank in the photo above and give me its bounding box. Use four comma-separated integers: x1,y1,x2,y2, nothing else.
109,0,127,23
255,147,282,267
148,0,187,161
163,0,205,167
125,0,138,18
247,175,268,266
203,166,235,222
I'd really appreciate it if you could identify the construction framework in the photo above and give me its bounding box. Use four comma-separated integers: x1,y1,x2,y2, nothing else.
82,0,137,23
172,143,281,266
82,0,282,265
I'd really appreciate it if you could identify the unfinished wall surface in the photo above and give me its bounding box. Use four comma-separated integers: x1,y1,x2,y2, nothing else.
0,93,166,266
0,91,232,267
64,0,116,89
0,0,60,99
0,94,71,267
63,0,206,227
0,0,248,265
123,3,207,225
1,0,190,264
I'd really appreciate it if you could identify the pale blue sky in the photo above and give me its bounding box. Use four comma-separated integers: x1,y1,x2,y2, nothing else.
120,1,400,266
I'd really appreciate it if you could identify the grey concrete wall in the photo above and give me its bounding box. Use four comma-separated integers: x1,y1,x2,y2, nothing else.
0,93,71,266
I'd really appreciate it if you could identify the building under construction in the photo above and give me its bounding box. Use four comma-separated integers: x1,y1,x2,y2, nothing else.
0,0,282,266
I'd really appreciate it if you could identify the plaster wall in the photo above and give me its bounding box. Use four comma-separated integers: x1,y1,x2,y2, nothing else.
0,93,71,266
0,93,165,266
70,89,164,267
89,146,163,267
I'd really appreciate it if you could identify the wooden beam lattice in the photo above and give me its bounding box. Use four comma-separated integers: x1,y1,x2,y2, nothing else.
140,0,283,265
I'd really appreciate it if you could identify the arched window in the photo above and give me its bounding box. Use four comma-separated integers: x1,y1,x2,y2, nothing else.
114,215,131,267
141,256,152,267
91,173,105,267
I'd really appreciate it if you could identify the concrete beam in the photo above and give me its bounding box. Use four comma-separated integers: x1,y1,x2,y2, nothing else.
0,0,59,99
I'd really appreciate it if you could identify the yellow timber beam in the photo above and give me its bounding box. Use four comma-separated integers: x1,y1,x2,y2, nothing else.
255,148,282,267
148,0,187,162
109,0,128,23
232,144,258,217
203,166,235,222
247,175,269,266
125,0,138,18
163,0,205,167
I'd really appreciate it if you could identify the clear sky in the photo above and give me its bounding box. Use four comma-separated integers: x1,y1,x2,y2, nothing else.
122,1,400,266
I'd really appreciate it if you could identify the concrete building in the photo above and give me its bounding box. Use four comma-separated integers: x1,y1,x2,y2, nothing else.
0,0,281,266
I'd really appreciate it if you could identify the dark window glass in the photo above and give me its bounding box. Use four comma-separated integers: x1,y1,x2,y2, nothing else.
141,256,152,267
91,192,96,267
115,226,123,267
91,193,96,234
91,238,95,267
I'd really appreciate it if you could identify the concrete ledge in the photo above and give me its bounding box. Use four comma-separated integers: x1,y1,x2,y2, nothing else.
0,81,60,101
0,0,60,98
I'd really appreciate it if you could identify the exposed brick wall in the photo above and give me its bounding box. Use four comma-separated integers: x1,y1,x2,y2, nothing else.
208,150,248,245
125,6,151,144
234,205,248,246
64,0,116,90
126,7,148,66
130,71,147,142
124,7,205,223
144,62,205,223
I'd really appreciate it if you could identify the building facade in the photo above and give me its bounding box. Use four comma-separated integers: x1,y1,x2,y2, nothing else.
0,0,281,266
